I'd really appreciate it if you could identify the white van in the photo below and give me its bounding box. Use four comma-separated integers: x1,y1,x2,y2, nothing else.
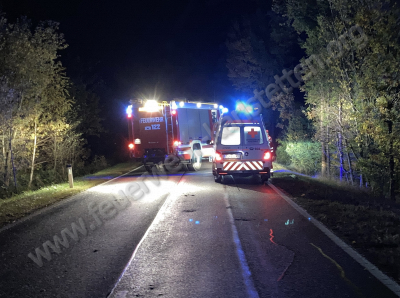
212,115,273,184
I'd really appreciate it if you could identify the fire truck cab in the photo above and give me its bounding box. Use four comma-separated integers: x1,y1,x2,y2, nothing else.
212,114,272,184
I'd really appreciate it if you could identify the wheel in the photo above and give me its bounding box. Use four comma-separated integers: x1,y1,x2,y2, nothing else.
252,174,260,184
214,174,222,183
144,165,153,173
187,150,202,171
164,154,183,173
261,174,269,185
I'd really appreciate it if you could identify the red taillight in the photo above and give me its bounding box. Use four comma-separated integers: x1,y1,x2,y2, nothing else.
128,143,134,149
127,114,132,118
171,110,177,115
215,151,222,161
263,151,271,160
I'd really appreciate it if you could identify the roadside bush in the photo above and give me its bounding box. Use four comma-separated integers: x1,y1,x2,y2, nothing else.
88,155,108,173
276,140,291,165
285,141,321,175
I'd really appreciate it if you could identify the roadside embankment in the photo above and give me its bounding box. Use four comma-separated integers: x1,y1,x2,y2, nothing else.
0,161,141,229
271,164,400,284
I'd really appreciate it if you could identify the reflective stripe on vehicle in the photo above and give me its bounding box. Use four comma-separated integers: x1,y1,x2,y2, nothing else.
223,161,263,171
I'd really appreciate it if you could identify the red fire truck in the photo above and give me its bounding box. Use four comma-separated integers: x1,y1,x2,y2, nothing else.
126,98,224,172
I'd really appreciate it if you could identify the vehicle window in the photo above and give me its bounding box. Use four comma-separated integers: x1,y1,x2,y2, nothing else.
221,126,240,145
244,126,263,144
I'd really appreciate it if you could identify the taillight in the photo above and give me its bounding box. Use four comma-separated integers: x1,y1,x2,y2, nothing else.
173,140,181,146
263,151,271,160
128,143,134,149
214,151,222,161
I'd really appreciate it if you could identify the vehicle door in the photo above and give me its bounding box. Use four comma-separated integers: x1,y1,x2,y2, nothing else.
215,124,243,164
241,124,267,170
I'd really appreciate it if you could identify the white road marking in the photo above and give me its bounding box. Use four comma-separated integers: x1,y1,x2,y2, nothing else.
268,182,400,297
223,193,259,298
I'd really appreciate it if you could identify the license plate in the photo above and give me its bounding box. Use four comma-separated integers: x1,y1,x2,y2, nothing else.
224,154,240,159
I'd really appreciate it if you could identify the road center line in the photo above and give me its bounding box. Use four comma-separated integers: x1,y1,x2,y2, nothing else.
223,193,259,298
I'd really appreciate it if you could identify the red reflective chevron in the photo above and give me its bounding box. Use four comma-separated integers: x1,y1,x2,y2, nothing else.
223,161,263,171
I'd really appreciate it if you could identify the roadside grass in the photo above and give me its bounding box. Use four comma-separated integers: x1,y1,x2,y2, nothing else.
0,161,141,229
270,165,400,283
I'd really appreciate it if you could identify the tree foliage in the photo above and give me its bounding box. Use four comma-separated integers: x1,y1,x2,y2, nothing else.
274,0,400,199
0,14,103,196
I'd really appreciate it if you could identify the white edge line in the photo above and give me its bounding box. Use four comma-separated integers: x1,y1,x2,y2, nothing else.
107,192,170,298
268,182,400,297
223,195,259,298
0,165,143,234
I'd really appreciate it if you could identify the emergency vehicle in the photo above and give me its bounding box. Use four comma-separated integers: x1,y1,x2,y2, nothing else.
126,98,224,172
212,113,273,184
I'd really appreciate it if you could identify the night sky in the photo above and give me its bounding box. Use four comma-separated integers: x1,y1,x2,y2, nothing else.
0,0,263,102
0,0,278,158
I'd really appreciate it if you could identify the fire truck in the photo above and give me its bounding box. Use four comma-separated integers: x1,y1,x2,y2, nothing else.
126,98,224,172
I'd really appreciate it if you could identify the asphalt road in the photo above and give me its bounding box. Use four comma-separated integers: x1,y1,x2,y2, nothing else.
0,163,398,298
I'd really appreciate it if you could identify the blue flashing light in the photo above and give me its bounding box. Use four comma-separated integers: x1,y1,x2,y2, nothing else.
236,102,245,111
236,102,253,114
195,221,200,224
222,107,228,114
189,219,193,222
126,105,132,115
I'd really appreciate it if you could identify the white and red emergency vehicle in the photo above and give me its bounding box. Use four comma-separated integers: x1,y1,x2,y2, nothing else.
212,114,273,184
126,98,223,171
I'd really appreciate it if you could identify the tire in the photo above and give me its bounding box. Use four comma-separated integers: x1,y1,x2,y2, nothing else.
261,174,269,185
144,165,153,173
187,150,202,171
164,154,183,173
252,174,260,183
214,174,222,183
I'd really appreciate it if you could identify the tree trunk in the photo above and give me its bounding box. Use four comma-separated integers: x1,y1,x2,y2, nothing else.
321,142,327,177
388,120,395,200
9,129,17,190
346,151,353,185
54,134,57,172
2,134,9,187
321,99,327,177
345,140,354,185
28,120,38,189
326,126,330,177
338,133,344,181
338,101,344,181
